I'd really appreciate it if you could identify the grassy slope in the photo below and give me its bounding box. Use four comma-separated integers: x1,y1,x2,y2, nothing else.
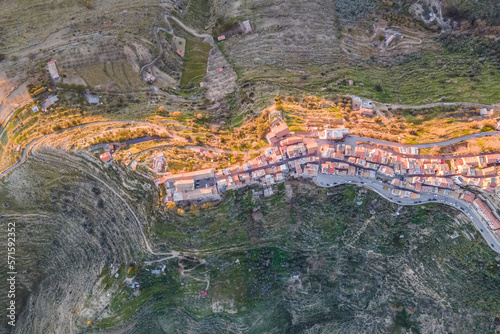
183,0,212,31
181,39,211,88
331,53,500,105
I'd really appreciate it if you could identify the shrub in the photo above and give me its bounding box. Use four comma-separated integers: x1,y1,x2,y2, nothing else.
201,202,214,209
32,87,46,96
190,204,200,216
80,0,95,9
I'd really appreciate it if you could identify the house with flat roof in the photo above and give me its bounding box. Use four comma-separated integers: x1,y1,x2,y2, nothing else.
41,94,59,111
47,61,60,81
241,20,252,33
144,72,156,82
175,179,195,192
480,108,492,116
320,128,349,140
85,94,99,105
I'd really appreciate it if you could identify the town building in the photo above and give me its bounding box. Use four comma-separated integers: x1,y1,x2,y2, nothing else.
100,152,112,163
266,121,290,143
161,169,219,203
320,128,349,140
41,94,59,112
474,198,500,230
360,108,373,117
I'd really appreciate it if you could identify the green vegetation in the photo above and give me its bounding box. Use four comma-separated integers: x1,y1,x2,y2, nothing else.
441,0,500,26
329,53,500,105
102,182,500,332
57,83,88,93
183,0,212,31
481,124,495,132
212,16,239,37
180,39,211,88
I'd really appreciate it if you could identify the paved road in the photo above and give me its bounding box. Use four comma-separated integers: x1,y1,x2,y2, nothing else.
343,131,500,149
316,173,500,253
0,120,179,179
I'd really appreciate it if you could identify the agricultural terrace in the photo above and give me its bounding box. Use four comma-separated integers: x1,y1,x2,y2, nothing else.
181,39,211,88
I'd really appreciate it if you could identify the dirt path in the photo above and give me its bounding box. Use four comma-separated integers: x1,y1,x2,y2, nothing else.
373,100,500,111
166,15,214,44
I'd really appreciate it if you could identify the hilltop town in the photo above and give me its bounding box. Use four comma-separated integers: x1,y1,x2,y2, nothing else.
145,111,500,249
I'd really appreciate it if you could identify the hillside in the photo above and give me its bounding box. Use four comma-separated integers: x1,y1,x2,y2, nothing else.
1,148,500,333
1,1,500,333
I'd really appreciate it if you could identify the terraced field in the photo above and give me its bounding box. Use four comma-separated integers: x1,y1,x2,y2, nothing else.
181,39,212,88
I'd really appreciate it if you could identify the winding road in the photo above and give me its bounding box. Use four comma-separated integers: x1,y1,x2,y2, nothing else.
0,120,184,180
344,131,500,148
315,174,500,253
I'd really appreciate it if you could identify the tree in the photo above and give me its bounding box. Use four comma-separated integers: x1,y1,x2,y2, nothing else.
275,97,283,111
167,201,176,211
157,106,167,116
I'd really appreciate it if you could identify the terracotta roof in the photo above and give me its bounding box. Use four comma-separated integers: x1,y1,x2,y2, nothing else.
100,152,112,162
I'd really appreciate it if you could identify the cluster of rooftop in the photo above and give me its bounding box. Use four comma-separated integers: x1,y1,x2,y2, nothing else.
150,119,500,239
